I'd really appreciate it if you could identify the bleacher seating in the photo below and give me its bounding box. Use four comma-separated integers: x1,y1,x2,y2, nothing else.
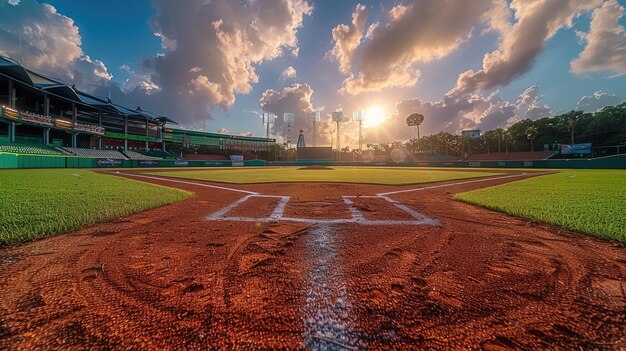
123,150,163,160
60,147,127,159
0,142,64,155
467,151,556,161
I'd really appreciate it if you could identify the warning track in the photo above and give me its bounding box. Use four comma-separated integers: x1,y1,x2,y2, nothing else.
0,172,624,350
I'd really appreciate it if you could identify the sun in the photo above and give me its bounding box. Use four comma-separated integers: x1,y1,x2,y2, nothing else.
365,106,386,127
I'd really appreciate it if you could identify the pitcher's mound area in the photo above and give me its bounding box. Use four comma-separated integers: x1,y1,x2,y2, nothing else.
297,165,334,170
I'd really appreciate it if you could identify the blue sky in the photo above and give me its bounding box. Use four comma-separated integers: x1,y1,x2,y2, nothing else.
2,0,626,144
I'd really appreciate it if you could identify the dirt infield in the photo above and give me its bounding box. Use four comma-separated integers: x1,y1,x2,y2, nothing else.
1,171,625,350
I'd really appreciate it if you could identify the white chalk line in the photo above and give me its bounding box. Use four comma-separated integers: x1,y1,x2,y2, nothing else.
206,194,438,226
114,172,258,195
118,171,533,226
376,172,540,196
302,224,362,350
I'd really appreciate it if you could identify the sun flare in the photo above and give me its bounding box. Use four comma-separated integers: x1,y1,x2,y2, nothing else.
365,106,386,128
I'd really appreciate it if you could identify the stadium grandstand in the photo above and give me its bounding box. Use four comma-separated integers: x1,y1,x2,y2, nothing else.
0,56,276,162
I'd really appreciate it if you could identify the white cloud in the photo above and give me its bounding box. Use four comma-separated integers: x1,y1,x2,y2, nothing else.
327,4,367,75
389,86,552,141
0,0,111,92
576,91,621,112
259,83,330,143
329,0,495,95
217,128,229,134
453,0,604,96
135,0,313,125
279,66,297,81
120,64,161,95
571,0,626,77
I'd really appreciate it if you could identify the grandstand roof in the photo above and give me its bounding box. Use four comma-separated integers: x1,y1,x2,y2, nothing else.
0,55,177,125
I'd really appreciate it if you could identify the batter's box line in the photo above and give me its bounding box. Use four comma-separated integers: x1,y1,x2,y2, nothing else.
205,194,439,226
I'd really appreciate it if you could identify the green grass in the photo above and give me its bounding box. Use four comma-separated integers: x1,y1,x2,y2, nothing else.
0,169,191,245
144,167,502,185
455,170,626,242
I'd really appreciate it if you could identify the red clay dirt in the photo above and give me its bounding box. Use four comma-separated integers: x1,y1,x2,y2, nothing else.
0,171,625,350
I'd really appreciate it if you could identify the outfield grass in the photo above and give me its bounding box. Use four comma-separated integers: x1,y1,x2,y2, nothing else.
144,167,502,185
455,170,626,242
0,170,191,245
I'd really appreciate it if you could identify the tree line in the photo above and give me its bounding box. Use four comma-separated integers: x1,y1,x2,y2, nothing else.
368,102,626,158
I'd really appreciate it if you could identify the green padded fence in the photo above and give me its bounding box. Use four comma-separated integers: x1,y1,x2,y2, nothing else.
267,154,626,169
1,153,624,169
0,153,267,169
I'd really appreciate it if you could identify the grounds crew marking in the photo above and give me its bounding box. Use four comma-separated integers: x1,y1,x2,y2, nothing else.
116,172,539,225
206,194,439,226
114,172,257,195
376,172,538,196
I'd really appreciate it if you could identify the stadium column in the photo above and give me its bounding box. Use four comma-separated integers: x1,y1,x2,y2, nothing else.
71,102,77,148
97,110,102,149
8,79,14,108
145,119,149,151
6,80,15,142
43,94,50,145
9,123,15,142
124,116,128,151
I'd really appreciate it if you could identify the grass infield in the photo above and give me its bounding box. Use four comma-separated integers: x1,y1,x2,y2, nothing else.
144,167,502,185
455,170,626,242
0,169,191,245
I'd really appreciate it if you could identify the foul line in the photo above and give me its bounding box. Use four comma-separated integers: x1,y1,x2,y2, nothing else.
113,172,258,195
376,172,541,196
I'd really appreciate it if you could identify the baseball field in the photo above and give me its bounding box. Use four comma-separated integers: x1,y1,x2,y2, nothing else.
0,167,624,350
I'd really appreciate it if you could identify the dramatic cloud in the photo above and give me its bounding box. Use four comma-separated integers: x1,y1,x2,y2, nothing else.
0,0,112,91
139,0,313,125
327,4,367,75
329,0,496,95
571,0,626,77
575,91,621,112
259,83,330,144
514,85,552,119
452,0,604,96
385,85,552,143
279,66,297,81
120,64,160,95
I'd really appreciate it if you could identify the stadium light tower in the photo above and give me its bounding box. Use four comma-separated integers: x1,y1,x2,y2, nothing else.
406,113,424,157
353,110,365,151
262,112,277,140
284,113,296,149
331,111,344,152
308,111,320,147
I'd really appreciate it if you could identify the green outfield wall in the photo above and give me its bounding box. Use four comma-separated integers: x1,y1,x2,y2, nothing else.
267,154,626,169
0,153,266,169
1,152,624,169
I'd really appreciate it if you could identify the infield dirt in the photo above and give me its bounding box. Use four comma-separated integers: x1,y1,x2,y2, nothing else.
0,171,624,350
